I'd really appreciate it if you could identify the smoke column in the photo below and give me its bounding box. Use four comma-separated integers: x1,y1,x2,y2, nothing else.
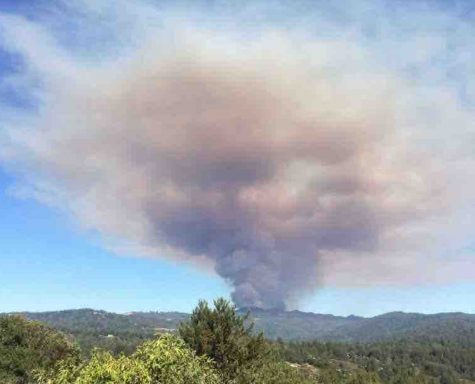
1,1,474,309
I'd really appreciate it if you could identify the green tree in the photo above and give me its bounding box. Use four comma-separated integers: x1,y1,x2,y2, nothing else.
134,334,220,384
0,315,79,384
178,298,268,381
37,334,221,384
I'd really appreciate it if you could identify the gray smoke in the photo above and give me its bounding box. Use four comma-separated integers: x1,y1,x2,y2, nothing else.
1,1,473,309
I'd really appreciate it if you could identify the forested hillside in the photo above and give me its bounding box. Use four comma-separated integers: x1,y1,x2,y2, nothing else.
277,339,475,383
3,301,475,383
16,309,187,356
16,308,475,344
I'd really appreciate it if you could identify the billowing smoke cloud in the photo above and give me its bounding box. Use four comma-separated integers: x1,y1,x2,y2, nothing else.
1,1,474,309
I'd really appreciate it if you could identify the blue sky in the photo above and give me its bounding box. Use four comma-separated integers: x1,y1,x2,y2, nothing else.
0,167,230,313
0,0,474,316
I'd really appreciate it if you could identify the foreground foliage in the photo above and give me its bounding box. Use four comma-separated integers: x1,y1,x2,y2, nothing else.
0,315,78,384
36,334,221,384
2,300,475,383
178,298,269,381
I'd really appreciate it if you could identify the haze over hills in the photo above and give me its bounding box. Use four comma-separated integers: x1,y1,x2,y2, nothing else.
11,308,475,345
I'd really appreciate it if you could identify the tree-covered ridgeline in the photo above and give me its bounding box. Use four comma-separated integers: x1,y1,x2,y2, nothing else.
18,307,475,348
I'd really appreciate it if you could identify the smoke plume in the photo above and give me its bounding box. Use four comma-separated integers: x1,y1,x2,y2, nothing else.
1,1,474,309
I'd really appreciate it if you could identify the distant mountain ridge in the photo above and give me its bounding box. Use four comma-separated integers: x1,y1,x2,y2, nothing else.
11,309,188,337
241,308,475,345
10,308,475,343
7,308,475,345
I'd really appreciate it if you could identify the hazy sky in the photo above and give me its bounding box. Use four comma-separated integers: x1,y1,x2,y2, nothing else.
0,0,474,315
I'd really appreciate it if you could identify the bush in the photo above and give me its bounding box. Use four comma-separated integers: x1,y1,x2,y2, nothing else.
0,315,78,384
37,334,221,384
134,334,221,384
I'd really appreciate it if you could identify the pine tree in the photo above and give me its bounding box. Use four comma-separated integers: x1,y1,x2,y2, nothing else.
178,298,268,381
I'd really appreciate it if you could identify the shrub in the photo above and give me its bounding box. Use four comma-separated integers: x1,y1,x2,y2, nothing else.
37,334,221,384
0,315,78,384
